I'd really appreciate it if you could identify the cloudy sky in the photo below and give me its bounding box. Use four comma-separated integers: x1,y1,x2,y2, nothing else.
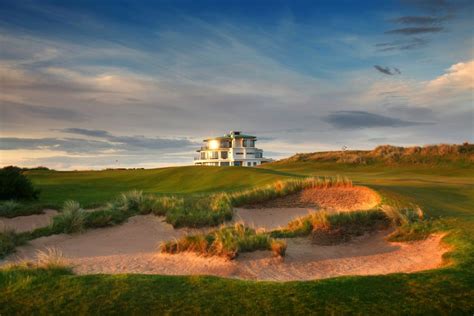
0,0,473,170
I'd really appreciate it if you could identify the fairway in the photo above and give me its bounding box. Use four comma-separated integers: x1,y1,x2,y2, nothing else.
26,166,297,207
1,161,473,314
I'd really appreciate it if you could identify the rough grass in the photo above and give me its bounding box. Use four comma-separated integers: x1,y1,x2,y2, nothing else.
271,209,390,243
0,229,24,259
0,200,44,218
50,200,86,234
160,223,286,259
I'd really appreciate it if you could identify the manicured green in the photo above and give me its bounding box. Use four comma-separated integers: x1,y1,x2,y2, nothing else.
1,161,473,314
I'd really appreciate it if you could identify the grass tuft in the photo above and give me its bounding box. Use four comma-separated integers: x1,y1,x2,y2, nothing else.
50,201,86,234
35,247,69,269
160,223,284,259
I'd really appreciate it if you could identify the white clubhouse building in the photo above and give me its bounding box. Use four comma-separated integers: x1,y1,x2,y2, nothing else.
194,131,272,167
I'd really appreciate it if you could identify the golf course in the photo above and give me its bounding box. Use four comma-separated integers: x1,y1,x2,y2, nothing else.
1,145,473,314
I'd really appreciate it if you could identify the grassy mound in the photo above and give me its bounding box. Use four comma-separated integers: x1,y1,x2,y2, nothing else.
160,223,286,259
274,143,474,166
271,205,429,244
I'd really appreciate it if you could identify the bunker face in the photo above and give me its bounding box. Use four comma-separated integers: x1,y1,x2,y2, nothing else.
233,207,316,230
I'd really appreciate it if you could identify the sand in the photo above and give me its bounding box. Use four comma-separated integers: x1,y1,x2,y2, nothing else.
2,214,448,281
0,209,58,233
243,186,381,211
233,207,316,230
0,186,447,281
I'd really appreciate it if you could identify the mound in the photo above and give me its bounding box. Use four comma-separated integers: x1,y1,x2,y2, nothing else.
273,143,474,165
241,186,380,212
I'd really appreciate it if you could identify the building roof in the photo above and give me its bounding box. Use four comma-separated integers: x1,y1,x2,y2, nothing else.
203,132,256,141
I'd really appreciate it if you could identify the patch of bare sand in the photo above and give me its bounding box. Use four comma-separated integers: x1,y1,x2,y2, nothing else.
69,231,447,281
243,186,380,212
0,210,58,233
3,215,209,261
2,214,447,281
233,207,316,230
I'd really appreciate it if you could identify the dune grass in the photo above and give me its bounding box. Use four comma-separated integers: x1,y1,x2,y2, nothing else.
0,200,45,218
160,223,286,259
270,209,390,242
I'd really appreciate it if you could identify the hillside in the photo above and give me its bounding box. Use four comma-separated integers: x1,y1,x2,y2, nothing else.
272,143,474,166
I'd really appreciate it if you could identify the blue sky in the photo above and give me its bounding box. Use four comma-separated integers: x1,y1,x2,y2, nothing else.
0,0,473,169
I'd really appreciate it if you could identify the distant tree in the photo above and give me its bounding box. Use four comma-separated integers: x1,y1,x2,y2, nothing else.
0,166,40,200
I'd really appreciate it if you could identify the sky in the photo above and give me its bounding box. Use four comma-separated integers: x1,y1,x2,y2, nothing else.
0,0,473,170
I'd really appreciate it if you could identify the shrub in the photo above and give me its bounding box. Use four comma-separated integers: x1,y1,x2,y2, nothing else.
0,166,40,200
51,201,86,234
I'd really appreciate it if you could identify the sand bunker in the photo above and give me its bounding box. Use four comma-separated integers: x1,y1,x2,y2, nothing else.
2,214,447,281
0,186,446,281
0,210,58,233
243,186,380,211
233,207,315,230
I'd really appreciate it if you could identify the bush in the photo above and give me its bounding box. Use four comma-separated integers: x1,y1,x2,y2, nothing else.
0,166,40,200
51,201,86,234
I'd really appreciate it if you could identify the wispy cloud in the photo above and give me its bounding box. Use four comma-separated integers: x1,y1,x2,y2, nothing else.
385,26,443,35
374,65,401,75
323,111,430,129
391,16,447,25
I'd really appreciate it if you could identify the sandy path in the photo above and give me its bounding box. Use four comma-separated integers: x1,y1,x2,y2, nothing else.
0,210,58,233
233,207,316,230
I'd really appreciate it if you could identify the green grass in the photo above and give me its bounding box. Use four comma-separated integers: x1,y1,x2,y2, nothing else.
1,161,474,314
24,166,296,208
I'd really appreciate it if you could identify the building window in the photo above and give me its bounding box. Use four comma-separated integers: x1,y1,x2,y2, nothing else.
253,162,257,166
233,161,242,166
247,162,252,166
243,139,254,147
255,152,262,158
211,151,218,159
220,162,230,166
221,151,228,159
